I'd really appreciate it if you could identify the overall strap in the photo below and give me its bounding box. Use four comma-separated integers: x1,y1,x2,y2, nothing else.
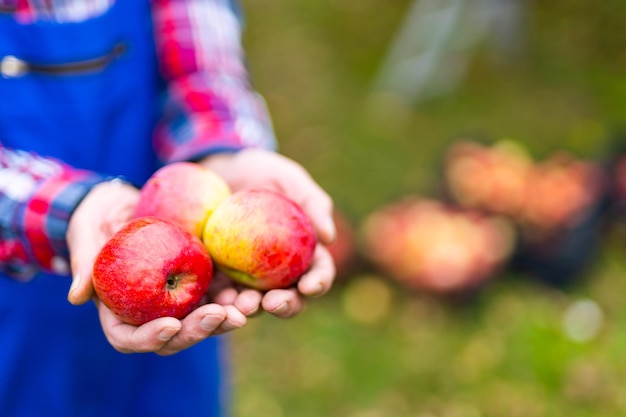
0,1,160,185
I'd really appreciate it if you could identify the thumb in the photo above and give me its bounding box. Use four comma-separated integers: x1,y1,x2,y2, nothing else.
67,212,110,305
67,240,100,305
299,193,336,246
310,209,337,246
67,215,122,305
66,179,139,305
67,272,93,306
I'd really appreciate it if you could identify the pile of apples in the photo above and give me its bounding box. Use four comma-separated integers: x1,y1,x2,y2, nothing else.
93,162,317,326
355,138,612,295
360,197,515,295
443,139,607,242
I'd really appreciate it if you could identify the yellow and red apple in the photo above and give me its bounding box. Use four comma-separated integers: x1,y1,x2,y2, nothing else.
202,188,317,291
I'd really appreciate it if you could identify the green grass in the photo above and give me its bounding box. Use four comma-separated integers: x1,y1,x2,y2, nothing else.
229,1,626,415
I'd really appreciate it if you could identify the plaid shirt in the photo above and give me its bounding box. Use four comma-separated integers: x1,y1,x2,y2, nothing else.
0,0,276,279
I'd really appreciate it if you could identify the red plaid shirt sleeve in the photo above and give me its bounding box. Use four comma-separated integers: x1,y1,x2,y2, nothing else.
151,0,277,163
0,145,106,280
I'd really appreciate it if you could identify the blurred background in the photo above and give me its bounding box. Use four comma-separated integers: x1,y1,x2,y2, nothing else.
230,1,626,416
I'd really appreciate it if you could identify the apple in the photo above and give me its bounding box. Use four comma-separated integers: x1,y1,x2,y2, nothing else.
360,197,515,294
444,141,607,241
518,151,605,239
134,162,231,237
202,188,317,290
444,139,533,217
93,216,214,326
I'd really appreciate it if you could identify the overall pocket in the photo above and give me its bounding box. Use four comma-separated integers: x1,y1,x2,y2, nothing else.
0,1,159,182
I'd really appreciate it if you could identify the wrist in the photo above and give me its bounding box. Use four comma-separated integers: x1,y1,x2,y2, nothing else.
198,152,238,175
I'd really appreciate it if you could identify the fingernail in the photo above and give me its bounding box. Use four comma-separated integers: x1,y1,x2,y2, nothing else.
269,301,289,315
158,327,178,341
307,282,325,297
68,274,81,297
200,314,221,331
325,218,337,243
220,321,240,332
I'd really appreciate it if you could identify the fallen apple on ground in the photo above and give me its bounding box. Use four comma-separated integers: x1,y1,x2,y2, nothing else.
134,161,231,237
360,197,515,294
444,139,532,217
202,188,317,291
518,151,605,240
93,216,214,326
444,140,606,241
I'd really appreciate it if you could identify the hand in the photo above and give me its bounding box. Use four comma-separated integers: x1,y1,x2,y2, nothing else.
201,148,337,318
92,297,247,356
66,179,139,306
65,179,247,355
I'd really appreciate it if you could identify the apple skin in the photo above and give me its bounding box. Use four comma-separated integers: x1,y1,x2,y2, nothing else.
202,188,317,291
134,162,231,237
93,216,214,326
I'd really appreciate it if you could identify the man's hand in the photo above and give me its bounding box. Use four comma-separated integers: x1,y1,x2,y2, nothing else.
65,146,337,353
67,179,139,306
65,179,247,355
201,148,337,318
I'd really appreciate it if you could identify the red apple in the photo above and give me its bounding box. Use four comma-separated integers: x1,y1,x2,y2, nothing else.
93,217,214,326
134,162,231,237
202,188,317,290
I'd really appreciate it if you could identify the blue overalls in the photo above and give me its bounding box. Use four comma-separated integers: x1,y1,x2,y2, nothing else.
0,2,227,416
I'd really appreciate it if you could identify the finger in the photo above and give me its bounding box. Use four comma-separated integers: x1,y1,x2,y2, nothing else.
215,305,248,334
209,273,264,316
67,231,103,305
207,271,239,304
261,288,305,319
67,272,94,306
281,177,336,245
213,286,240,306
297,244,336,297
265,155,335,245
67,181,138,305
156,304,227,356
233,289,264,316
95,298,182,354
301,191,336,246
